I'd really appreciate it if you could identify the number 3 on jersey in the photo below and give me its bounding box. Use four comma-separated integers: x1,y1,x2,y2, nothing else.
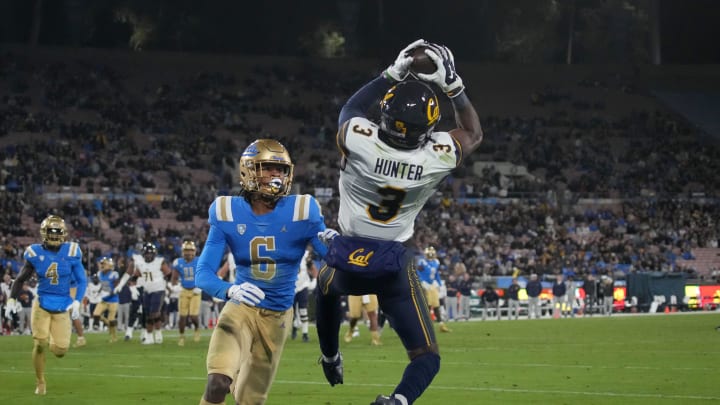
367,186,406,222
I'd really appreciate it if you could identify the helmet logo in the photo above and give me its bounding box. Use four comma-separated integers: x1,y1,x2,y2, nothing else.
426,97,440,125
394,121,407,135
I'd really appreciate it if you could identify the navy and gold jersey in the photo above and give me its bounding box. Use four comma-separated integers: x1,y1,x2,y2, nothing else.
336,116,460,242
23,242,87,312
173,257,199,289
196,195,328,311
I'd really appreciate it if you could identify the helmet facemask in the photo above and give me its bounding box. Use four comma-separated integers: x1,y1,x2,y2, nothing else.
99,257,114,272
40,215,67,249
239,139,294,205
182,241,197,261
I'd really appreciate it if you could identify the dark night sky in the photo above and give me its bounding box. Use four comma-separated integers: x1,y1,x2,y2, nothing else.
659,0,720,63
0,0,719,64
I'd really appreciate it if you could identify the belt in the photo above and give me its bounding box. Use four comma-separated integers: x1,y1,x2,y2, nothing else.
230,299,287,317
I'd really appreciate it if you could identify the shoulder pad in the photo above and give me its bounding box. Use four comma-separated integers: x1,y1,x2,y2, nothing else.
211,196,234,223
66,242,82,258
293,194,322,222
24,245,38,259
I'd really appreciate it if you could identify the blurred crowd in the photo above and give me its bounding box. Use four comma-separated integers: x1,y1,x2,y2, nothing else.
1,47,719,307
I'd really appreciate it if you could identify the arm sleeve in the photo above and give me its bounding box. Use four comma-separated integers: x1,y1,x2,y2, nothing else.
338,75,393,126
195,225,233,300
72,260,88,302
308,197,329,257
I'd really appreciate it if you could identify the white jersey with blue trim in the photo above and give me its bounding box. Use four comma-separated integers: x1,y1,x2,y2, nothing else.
337,116,460,242
133,255,166,293
196,194,328,311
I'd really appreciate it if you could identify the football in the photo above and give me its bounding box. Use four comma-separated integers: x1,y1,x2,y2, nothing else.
409,46,437,75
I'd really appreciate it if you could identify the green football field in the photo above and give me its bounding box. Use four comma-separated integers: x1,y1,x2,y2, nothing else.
1,313,719,404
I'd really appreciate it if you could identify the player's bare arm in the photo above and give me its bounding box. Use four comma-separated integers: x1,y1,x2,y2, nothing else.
8,262,35,299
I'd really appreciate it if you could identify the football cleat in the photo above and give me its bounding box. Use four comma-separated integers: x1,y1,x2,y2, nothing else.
178,336,185,347
194,329,201,342
302,333,309,343
439,323,452,333
344,329,353,343
371,395,396,405
35,382,46,396
292,326,298,340
153,330,163,344
319,353,344,387
371,331,382,346
73,336,86,348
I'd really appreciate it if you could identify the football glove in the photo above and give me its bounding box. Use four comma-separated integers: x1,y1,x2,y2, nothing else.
67,300,81,320
384,39,426,82
192,287,202,295
228,282,265,306
318,228,339,246
416,43,465,98
421,281,432,290
4,298,19,319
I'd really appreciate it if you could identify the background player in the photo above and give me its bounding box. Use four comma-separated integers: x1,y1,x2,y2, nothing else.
93,257,120,342
115,242,172,344
292,248,317,342
417,246,451,332
173,240,203,346
5,215,87,395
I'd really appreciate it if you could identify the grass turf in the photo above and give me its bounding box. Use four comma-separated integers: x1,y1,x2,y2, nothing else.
1,312,718,404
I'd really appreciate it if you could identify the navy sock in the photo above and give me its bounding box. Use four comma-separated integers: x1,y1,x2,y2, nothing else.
315,291,343,357
393,353,440,404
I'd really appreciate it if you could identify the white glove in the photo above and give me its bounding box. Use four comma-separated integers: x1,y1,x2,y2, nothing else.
416,43,465,98
67,300,81,320
432,280,440,288
421,281,431,290
113,285,123,294
318,228,339,246
227,282,265,306
384,39,426,82
4,298,18,319
193,287,202,295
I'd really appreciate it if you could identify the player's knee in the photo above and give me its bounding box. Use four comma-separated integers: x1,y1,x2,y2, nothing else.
50,343,68,357
33,338,48,353
205,373,232,402
413,351,441,377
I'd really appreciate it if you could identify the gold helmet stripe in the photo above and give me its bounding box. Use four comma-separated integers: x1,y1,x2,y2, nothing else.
426,96,440,125
293,194,310,222
215,196,234,222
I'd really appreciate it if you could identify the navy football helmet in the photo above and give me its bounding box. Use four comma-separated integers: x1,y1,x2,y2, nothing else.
379,80,441,149
142,242,157,263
